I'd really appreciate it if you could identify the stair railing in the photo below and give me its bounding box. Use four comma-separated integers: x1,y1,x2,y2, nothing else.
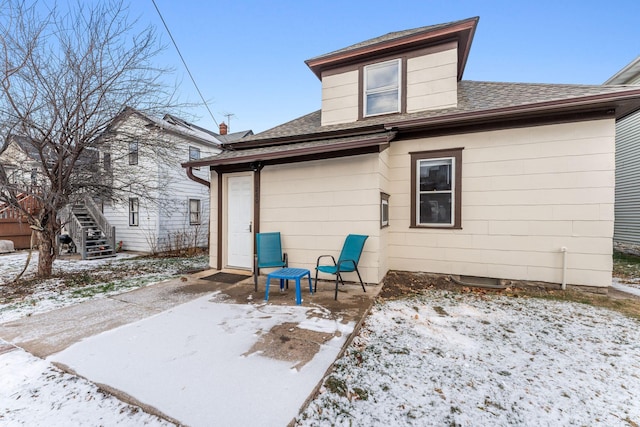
83,195,116,252
59,204,88,259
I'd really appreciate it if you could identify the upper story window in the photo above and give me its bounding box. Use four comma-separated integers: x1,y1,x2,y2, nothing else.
189,146,200,162
189,146,200,170
128,141,138,165
103,153,112,172
364,59,401,117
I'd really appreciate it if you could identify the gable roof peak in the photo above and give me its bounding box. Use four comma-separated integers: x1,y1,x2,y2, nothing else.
305,16,479,81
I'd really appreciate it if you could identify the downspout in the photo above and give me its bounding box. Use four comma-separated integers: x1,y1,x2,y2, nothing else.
560,247,568,290
186,166,210,187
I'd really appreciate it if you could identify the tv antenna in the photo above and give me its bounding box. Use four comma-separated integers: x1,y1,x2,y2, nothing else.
221,112,235,132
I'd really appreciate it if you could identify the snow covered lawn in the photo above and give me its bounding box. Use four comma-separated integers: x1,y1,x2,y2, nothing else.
297,290,640,426
0,252,208,323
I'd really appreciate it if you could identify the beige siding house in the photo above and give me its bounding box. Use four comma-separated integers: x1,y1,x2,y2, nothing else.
185,17,640,291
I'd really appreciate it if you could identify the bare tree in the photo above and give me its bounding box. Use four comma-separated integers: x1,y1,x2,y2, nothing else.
0,0,178,277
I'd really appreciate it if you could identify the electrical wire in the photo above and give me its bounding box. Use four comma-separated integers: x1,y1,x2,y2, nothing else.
150,0,225,139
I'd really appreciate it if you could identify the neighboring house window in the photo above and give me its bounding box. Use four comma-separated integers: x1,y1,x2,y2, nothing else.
380,192,390,228
129,198,139,226
364,59,401,117
189,199,201,225
5,166,16,184
129,141,138,165
189,146,200,161
410,148,463,229
189,146,200,170
103,153,111,172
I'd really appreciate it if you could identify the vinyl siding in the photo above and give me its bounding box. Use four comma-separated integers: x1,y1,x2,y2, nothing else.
406,47,458,112
259,154,382,283
104,115,219,253
614,112,640,246
387,119,616,288
321,70,359,126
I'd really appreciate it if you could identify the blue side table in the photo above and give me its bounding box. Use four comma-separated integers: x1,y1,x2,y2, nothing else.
265,268,313,305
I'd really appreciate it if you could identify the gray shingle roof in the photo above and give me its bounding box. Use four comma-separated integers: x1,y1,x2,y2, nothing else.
237,80,640,143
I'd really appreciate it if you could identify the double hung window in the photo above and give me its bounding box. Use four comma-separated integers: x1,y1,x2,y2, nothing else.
129,198,139,226
189,199,201,225
364,59,401,117
410,148,462,228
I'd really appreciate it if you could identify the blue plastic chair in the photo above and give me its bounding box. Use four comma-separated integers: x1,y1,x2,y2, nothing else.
314,234,368,300
254,232,288,292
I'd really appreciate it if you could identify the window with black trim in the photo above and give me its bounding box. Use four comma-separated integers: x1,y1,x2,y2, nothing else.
103,153,111,172
410,148,463,228
380,192,389,228
129,197,139,226
189,199,201,225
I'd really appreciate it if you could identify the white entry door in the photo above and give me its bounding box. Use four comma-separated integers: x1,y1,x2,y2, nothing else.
227,175,253,269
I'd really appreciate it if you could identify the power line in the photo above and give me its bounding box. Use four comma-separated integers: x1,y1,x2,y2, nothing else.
150,0,223,137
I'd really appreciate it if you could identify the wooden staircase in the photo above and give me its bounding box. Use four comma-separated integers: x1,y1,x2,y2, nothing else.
60,196,116,260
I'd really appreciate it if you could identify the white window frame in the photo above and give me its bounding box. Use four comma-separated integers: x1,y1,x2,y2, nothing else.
416,157,455,227
129,197,139,226
364,59,401,117
189,198,201,225
380,192,390,228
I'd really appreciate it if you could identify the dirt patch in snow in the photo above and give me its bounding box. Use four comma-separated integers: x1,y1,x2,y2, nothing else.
244,322,337,370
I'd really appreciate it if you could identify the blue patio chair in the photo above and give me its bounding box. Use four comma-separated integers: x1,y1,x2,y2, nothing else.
254,232,288,292
314,234,368,300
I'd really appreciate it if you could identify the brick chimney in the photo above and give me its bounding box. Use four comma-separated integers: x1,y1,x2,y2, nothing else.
219,122,228,135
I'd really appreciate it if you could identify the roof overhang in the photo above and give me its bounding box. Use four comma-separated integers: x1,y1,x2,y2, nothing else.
182,132,395,169
305,17,478,81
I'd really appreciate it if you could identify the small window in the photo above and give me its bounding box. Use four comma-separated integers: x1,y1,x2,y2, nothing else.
364,59,401,117
189,199,201,225
380,192,390,228
129,141,138,165
189,146,200,170
410,148,463,228
129,198,139,226
103,153,111,172
189,146,200,162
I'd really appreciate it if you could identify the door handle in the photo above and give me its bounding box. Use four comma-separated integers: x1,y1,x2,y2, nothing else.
248,221,252,232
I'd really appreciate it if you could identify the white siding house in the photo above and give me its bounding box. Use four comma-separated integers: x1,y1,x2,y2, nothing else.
102,109,222,253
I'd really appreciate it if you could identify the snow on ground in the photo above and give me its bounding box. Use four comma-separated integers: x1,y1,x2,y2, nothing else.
50,296,354,426
2,251,640,426
0,342,172,426
0,251,208,323
297,291,640,426
613,278,640,297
